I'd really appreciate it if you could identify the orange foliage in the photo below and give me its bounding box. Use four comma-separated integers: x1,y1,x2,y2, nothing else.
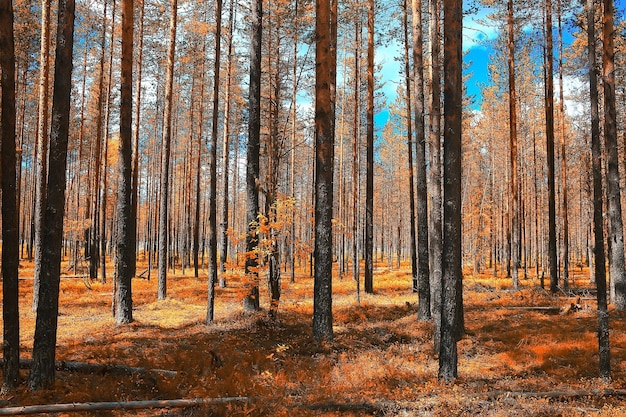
2,261,626,416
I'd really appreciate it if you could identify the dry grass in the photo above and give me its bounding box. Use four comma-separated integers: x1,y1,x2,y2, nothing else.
2,259,626,416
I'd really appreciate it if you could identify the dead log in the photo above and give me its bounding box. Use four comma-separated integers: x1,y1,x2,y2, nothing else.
0,358,177,378
504,306,562,314
0,397,249,415
485,389,626,400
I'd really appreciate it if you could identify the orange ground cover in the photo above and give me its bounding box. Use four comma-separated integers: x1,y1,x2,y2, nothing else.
2,259,626,416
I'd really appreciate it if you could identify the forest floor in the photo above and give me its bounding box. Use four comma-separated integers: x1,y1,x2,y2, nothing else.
2,259,626,416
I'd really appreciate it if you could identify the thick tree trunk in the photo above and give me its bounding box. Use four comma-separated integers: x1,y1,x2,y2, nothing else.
602,0,626,310
28,0,76,389
114,0,134,325
158,0,178,300
439,0,462,383
313,0,335,341
587,0,610,379
0,0,20,389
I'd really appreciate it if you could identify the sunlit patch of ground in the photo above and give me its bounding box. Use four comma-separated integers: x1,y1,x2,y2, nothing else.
1,259,625,416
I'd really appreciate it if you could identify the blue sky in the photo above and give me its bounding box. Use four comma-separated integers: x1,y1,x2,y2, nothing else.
375,0,626,127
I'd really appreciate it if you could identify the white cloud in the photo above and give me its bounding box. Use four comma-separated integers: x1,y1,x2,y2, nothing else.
463,6,499,51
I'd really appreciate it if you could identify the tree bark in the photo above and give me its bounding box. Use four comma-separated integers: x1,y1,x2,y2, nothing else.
364,0,375,294
587,0,610,379
158,0,178,300
114,0,134,325
313,0,335,341
602,0,626,310
245,0,262,311
0,0,20,389
545,0,558,293
438,0,462,383
32,0,52,312
506,0,519,289
206,0,223,324
28,0,76,389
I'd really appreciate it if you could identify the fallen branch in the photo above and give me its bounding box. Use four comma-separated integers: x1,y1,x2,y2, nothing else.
0,359,177,378
504,306,561,314
485,389,626,400
0,397,249,415
301,402,382,413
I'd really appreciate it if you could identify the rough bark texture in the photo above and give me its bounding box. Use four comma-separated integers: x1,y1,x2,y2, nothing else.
313,0,335,341
602,0,626,310
28,0,75,389
245,0,262,311
507,0,519,289
115,0,134,325
545,0,558,293
402,0,419,298
588,0,610,380
412,0,431,321
364,0,374,295
0,0,20,389
439,0,462,383
207,0,223,324
426,0,441,335
157,0,178,300
32,0,51,311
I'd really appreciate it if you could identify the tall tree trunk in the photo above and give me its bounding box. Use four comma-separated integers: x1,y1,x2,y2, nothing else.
439,0,462,383
289,0,299,284
245,0,262,311
193,31,207,280
353,14,361,304
602,0,626,310
114,0,134,325
157,0,178,300
313,0,335,341
426,0,441,337
412,0,431,320
587,0,610,379
402,0,418,296
219,0,236,283
32,0,52,312
130,0,145,280
507,0,520,289
364,0,375,294
0,0,20,390
206,0,223,324
556,0,569,290
545,0,558,293
28,0,76,389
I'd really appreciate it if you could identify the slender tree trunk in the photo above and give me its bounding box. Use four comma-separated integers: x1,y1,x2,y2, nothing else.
439,0,462,383
219,0,236,283
602,0,626,310
313,0,335,341
364,0,375,294
353,14,361,304
0,0,20,389
115,0,134,325
426,0,441,338
32,0,52,312
507,0,519,289
587,0,610,379
130,0,145,280
158,0,178,300
545,0,558,293
206,0,223,324
28,0,76,389
245,0,262,311
290,0,299,284
402,0,418,297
